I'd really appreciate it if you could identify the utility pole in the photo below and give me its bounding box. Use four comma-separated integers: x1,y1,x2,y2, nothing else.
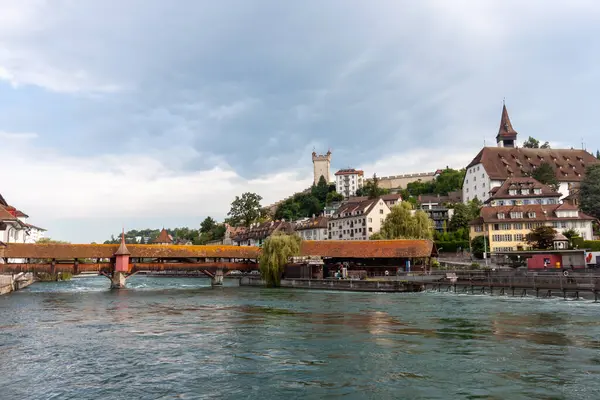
483,226,489,267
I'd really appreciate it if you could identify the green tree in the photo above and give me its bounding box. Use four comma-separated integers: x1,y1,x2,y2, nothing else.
531,162,559,191
523,136,550,149
37,238,70,244
360,173,390,198
374,202,434,240
311,176,330,206
259,232,302,287
526,226,557,250
580,164,600,220
434,168,466,195
596,150,600,160
562,228,580,249
228,192,263,227
470,236,486,259
448,203,471,233
200,217,217,233
326,191,344,205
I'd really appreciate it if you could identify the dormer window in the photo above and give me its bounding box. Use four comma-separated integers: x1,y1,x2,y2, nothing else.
521,189,530,195
497,212,505,219
509,189,517,196
528,212,536,218
510,212,523,219
534,188,542,194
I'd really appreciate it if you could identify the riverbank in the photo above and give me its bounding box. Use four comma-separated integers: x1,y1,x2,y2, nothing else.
0,273,34,295
239,276,424,292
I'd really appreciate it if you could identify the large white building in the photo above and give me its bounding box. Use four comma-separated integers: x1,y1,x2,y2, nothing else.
0,194,46,246
335,169,364,198
463,105,599,203
328,197,390,240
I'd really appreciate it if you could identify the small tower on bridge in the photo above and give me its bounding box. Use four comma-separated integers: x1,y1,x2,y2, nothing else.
112,230,131,289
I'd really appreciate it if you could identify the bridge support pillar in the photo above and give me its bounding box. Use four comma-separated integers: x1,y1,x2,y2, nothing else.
111,271,127,289
212,268,224,286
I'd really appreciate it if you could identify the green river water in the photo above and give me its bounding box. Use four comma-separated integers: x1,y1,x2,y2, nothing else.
1,276,599,399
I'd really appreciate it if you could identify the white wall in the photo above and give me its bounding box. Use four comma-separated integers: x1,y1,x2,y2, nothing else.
463,163,493,203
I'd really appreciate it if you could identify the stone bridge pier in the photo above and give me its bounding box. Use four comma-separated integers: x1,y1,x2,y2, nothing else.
203,268,224,286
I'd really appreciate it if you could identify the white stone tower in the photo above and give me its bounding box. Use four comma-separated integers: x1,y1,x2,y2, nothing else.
312,150,331,185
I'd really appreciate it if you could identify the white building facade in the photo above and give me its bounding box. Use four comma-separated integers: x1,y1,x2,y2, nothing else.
328,197,390,240
335,169,364,198
295,217,329,241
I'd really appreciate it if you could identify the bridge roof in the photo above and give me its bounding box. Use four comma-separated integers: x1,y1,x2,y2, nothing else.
0,243,260,259
1,240,434,260
300,240,434,259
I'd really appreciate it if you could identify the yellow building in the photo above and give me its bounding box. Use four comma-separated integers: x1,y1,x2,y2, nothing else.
470,204,595,253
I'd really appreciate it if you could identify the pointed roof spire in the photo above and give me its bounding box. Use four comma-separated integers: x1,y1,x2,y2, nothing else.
114,228,131,255
497,103,518,138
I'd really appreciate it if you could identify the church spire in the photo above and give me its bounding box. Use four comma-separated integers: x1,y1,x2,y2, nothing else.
496,103,518,148
114,228,131,256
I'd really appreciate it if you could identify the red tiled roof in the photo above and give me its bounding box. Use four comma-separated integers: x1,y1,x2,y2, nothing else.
301,240,434,258
153,228,173,244
472,204,596,225
466,147,599,182
486,177,561,202
335,169,364,176
232,221,293,241
0,206,17,221
4,205,28,218
295,216,329,231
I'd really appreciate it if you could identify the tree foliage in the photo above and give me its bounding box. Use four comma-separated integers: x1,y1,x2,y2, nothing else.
356,173,390,198
523,136,550,149
446,200,481,239
405,168,465,196
228,192,263,227
597,150,600,160
580,164,600,220
326,191,344,205
259,232,302,287
470,236,486,259
37,238,70,244
275,177,338,220
531,162,559,191
373,202,434,240
311,176,330,205
526,226,557,250
200,217,217,233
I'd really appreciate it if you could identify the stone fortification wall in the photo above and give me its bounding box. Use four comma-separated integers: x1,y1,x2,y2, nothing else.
368,172,437,190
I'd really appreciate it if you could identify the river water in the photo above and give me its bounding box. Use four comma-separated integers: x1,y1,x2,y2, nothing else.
1,276,600,400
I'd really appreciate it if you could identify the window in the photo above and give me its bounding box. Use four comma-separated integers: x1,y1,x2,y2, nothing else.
528,212,536,218
525,223,533,229
521,189,530,195
534,188,542,194
515,234,524,241
513,223,523,230
474,226,483,232
497,212,505,219
368,218,372,223
509,189,517,196
510,212,523,219
501,223,511,230
380,209,384,214
369,227,373,232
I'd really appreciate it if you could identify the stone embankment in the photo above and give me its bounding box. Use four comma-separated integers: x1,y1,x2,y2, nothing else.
0,273,34,295
239,276,424,292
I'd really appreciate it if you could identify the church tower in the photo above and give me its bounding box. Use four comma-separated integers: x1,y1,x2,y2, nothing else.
496,104,518,148
312,150,331,185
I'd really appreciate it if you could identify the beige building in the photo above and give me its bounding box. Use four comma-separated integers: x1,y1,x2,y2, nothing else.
312,151,331,185
328,197,391,240
470,204,595,253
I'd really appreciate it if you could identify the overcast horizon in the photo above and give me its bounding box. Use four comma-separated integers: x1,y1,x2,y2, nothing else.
2,0,600,243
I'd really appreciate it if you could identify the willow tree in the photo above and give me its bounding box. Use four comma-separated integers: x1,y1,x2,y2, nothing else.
259,232,302,287
372,202,434,240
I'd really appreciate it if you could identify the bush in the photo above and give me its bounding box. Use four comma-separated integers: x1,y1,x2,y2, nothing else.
431,259,441,269
470,262,481,270
583,240,600,251
435,240,470,253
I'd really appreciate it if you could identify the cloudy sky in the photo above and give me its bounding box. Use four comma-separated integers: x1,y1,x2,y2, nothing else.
1,0,599,243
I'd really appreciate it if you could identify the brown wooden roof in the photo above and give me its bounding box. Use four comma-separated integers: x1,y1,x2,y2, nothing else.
1,244,261,259
466,147,599,182
300,240,434,258
153,228,173,244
